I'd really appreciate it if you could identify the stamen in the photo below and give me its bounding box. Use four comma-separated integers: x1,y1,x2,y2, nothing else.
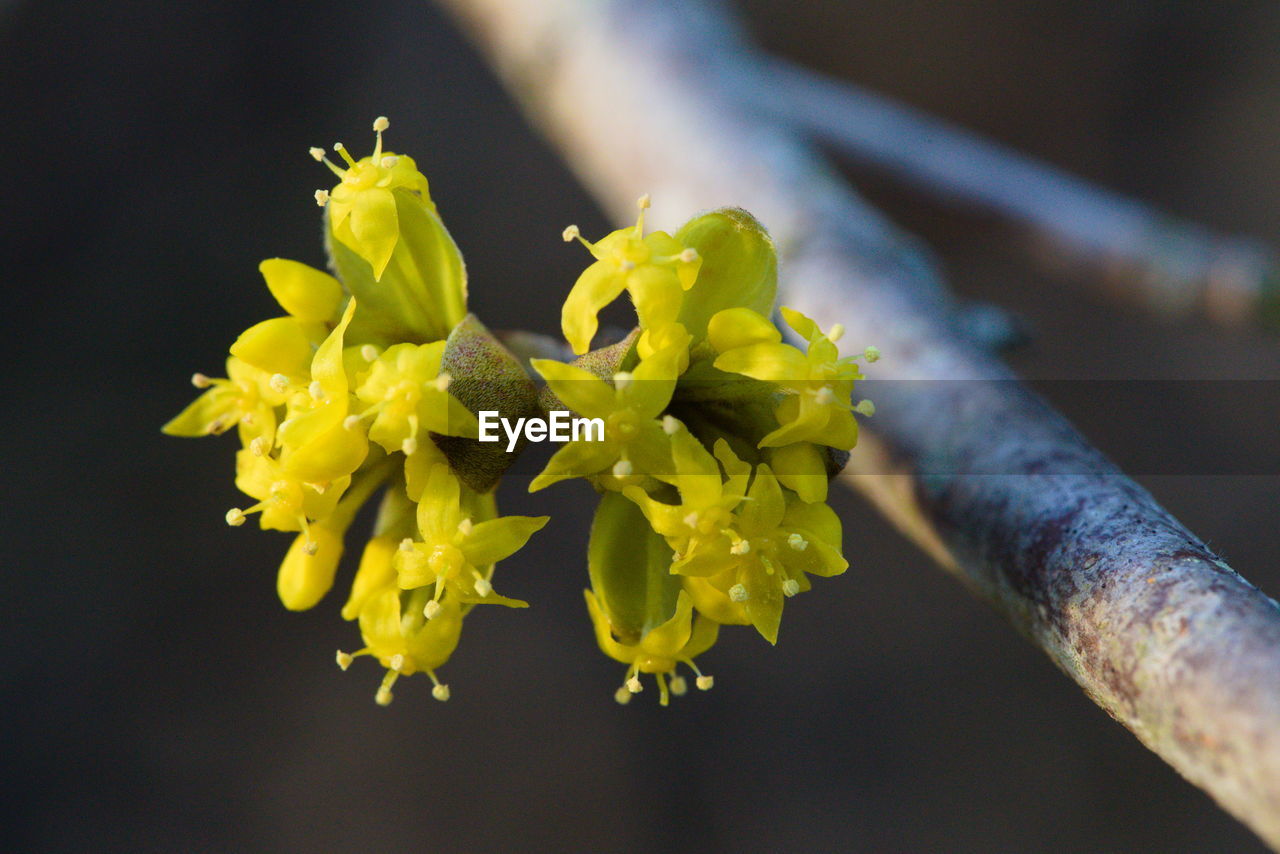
372,116,390,132
375,670,399,706
788,533,809,551
634,194,650,235
782,579,801,597
658,672,671,707
389,653,405,672
730,539,751,556
669,675,688,696
561,224,580,242
626,674,643,694
612,371,633,391
729,583,748,602
309,147,326,162
400,538,416,552
309,381,325,401
225,508,247,527
683,512,700,528
679,248,698,263
854,399,876,417
611,459,634,478
380,155,399,168
457,518,474,536
343,415,361,431
814,386,835,405
432,372,452,392
250,436,269,456
473,574,493,598
423,599,442,620
432,683,451,702
303,539,319,556
662,415,681,435
637,194,651,210
360,344,379,362
864,345,881,363
191,372,213,388
402,436,418,456
696,675,715,691
827,323,845,342
614,686,633,705
333,142,357,168
269,374,290,394
335,650,353,671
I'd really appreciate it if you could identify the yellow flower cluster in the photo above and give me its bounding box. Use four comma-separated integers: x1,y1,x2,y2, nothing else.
166,119,876,708
537,202,877,704
166,119,546,705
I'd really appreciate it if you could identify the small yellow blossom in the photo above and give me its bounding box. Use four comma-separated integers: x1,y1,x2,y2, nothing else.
585,589,718,705
313,116,432,280
396,463,548,605
341,587,463,706
529,345,683,491
162,357,285,443
560,195,702,354
712,307,866,450
353,341,479,456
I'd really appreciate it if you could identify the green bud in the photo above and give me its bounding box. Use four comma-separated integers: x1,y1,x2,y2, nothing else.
588,491,683,644
673,208,777,341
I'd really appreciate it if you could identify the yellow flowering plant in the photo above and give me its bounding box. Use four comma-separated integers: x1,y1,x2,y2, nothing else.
166,117,876,707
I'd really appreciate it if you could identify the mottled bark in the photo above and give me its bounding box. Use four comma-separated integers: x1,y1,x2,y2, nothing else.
436,0,1280,845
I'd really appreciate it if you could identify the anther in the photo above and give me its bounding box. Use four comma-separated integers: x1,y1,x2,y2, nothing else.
730,539,751,556
782,579,801,597
864,345,881,363
854,399,876,417
814,386,836,405
612,459,634,478
620,260,636,272
457,518,473,536
303,539,319,556
788,533,809,551
314,189,330,207
343,415,361,431
679,248,698,263
729,583,748,602
309,147,326,161
683,512,700,528
423,599,442,620
400,538,416,552
191,372,213,388
250,436,269,456
402,436,418,456
696,675,714,691
375,687,393,706
309,381,325,401
389,654,405,672
360,344,379,362
612,371,633,391
225,508,247,527
669,675,688,696
474,576,493,598
432,684,451,702
372,116,390,132
335,651,353,671
380,155,399,168
562,224,580,242
614,686,633,705
637,194,651,210
626,675,643,693
662,415,681,435
269,374,290,394
432,372,452,392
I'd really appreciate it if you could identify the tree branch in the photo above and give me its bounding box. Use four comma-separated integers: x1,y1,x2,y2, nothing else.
748,57,1280,328
436,0,1280,845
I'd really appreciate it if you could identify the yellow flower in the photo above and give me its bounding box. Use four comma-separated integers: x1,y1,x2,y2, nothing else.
338,588,463,705
686,465,848,644
560,195,701,354
529,345,683,491
229,449,350,534
396,463,548,606
353,341,479,456
585,589,718,706
312,116,432,281
712,306,868,450
163,356,284,443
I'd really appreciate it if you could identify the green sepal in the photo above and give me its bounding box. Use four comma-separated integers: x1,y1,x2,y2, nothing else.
587,491,682,645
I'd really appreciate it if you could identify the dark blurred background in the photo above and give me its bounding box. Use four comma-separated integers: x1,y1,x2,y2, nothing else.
5,1,1280,851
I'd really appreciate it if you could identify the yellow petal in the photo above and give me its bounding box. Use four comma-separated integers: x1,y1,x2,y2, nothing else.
706,307,782,353
713,342,809,383
277,525,344,611
348,187,400,281
561,262,627,354
458,515,549,567
531,358,617,419
259,258,344,322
